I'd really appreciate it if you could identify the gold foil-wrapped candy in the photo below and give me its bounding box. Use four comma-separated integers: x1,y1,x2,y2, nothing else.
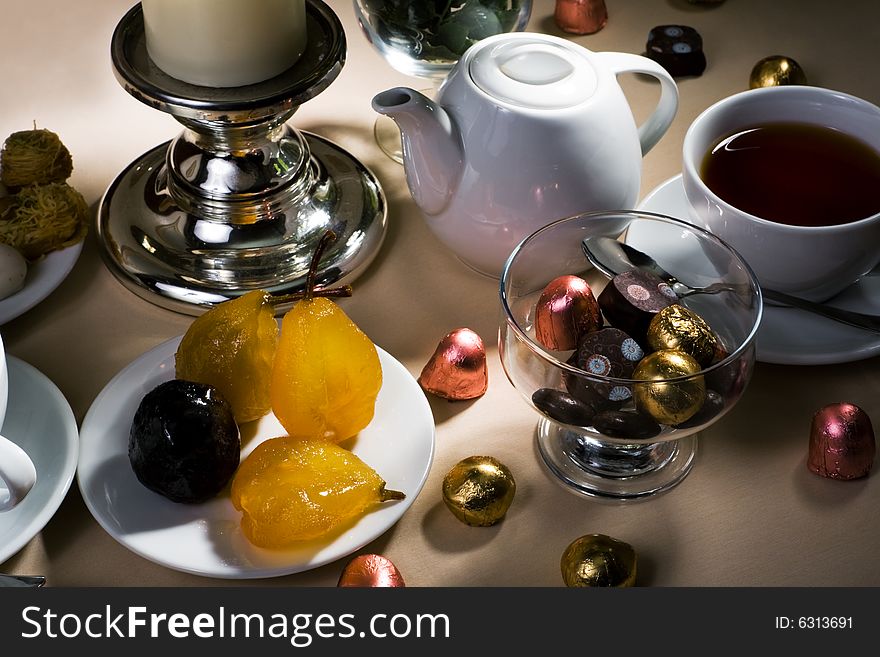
561,534,637,587
647,304,717,366
633,350,705,425
749,55,807,89
442,456,516,527
337,554,406,588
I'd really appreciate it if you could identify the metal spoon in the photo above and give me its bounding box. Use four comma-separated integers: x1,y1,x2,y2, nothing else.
0,573,46,587
582,236,880,334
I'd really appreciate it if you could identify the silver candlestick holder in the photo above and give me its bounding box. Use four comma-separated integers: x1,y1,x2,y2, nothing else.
98,0,387,315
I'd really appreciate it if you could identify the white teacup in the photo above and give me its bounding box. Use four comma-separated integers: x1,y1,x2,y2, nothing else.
0,333,36,512
682,86,880,302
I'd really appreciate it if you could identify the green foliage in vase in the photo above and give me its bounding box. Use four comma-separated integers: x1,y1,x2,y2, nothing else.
363,1,526,62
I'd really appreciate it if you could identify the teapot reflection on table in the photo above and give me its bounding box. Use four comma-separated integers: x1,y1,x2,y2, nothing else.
372,32,679,277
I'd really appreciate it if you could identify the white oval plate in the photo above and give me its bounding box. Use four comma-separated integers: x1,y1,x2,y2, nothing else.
77,337,435,579
0,357,79,564
638,175,880,365
0,243,82,326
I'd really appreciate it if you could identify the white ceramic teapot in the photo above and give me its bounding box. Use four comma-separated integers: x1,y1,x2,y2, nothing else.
372,32,678,277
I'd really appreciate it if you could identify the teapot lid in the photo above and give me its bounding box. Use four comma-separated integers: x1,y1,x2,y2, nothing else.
468,34,597,110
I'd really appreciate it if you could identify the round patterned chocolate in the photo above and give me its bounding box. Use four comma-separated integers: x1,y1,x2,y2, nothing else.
646,25,707,78
565,328,644,408
597,270,678,345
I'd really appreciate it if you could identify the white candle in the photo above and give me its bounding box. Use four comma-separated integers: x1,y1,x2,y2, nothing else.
142,0,308,88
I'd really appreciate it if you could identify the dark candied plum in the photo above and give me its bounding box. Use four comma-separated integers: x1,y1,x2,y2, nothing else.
129,379,240,503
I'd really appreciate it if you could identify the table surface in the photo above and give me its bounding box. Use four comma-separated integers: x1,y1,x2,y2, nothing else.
2,0,880,587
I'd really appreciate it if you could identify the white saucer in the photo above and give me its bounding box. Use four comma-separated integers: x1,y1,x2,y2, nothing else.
0,357,79,564
0,243,83,325
77,337,435,579
638,175,880,365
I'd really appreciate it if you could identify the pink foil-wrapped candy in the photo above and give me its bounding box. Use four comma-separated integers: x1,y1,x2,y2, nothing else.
555,0,608,35
808,403,876,480
534,275,602,351
418,328,488,401
337,554,405,587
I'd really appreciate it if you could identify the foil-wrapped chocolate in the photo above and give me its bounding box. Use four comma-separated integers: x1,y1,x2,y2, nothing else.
647,304,718,367
418,328,488,401
633,350,706,425
565,327,644,408
442,456,516,527
338,554,406,587
673,389,724,429
597,270,678,346
808,403,875,480
561,534,637,587
749,55,807,89
646,25,707,78
532,388,597,427
554,0,608,35
534,274,602,351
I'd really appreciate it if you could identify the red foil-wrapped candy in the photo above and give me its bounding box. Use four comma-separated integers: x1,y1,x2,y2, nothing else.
418,328,488,401
534,275,602,351
555,0,608,35
338,554,405,587
808,403,876,480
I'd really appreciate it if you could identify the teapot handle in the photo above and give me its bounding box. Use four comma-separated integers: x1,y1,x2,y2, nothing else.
598,52,679,156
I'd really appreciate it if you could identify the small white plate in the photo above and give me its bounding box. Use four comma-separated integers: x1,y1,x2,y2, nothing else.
77,337,435,579
0,243,83,326
0,357,79,564
638,175,880,365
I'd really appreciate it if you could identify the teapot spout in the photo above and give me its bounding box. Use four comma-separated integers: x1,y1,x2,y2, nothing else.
372,87,463,215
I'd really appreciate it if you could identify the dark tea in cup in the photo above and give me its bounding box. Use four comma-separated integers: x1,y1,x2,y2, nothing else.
682,86,880,301
700,122,880,227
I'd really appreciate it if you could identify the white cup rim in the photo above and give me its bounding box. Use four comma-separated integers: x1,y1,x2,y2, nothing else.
682,85,880,233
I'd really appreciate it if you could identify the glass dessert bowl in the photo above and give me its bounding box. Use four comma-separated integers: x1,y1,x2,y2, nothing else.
499,211,763,499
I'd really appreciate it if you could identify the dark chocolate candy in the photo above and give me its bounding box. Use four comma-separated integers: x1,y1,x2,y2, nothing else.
597,270,678,345
532,388,597,427
592,410,661,440
565,327,645,408
646,25,707,78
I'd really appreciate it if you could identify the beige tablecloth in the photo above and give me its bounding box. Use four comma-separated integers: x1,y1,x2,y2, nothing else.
2,0,879,586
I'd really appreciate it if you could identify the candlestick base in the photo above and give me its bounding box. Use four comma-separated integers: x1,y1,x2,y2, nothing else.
98,0,386,315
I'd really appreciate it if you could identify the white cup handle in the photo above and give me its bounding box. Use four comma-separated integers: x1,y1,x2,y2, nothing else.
0,435,36,512
598,52,679,156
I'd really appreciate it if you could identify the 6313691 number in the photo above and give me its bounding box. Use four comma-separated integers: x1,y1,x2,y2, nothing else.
775,617,853,629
